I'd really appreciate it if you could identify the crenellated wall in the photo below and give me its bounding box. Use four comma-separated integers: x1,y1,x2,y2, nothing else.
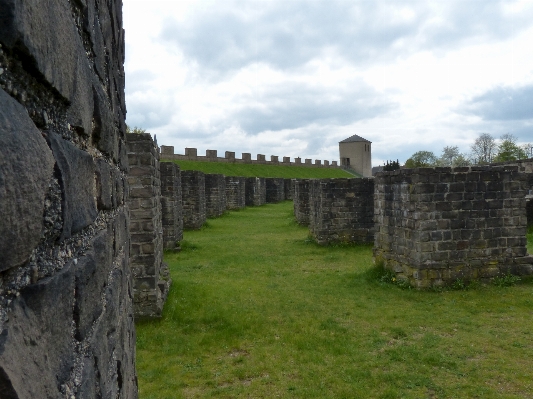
0,0,138,396
374,166,533,288
205,173,227,218
309,178,375,245
160,146,339,168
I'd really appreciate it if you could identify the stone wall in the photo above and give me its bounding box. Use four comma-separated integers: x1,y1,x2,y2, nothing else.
309,178,375,244
374,166,533,288
245,177,267,206
284,178,294,200
293,179,311,226
160,162,183,250
126,133,171,319
266,178,286,203
205,173,227,218
0,0,138,396
226,176,246,210
181,170,207,229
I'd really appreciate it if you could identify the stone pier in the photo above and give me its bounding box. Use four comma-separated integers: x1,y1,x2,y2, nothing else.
266,178,285,203
205,173,227,218
245,177,267,206
160,162,183,250
226,176,246,210
181,170,207,229
293,179,311,226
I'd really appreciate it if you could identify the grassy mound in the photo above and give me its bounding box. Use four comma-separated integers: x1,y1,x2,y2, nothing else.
163,159,354,178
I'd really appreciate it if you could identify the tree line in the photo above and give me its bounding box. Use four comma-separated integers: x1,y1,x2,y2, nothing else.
404,133,533,168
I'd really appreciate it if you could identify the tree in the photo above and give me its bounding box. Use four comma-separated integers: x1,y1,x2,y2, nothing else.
523,143,533,159
383,159,400,171
494,133,527,162
451,153,471,167
437,146,460,167
404,151,437,168
470,133,496,164
126,125,147,134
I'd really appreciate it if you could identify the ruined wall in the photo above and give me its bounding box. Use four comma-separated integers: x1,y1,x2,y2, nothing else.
0,0,138,396
293,179,311,226
266,178,285,203
160,162,183,250
245,177,267,206
309,178,375,245
374,166,533,288
126,133,171,319
226,176,246,210
205,173,227,218
182,170,206,229
284,178,294,200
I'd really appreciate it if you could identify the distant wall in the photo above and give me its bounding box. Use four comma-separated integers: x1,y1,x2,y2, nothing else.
160,146,339,168
226,176,246,210
245,177,267,206
181,171,207,229
0,0,138,396
293,179,311,226
309,178,375,244
160,162,184,250
205,174,227,218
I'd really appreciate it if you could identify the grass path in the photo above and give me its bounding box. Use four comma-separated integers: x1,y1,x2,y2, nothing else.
136,202,533,398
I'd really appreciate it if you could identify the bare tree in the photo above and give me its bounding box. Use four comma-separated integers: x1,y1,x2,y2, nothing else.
470,133,496,164
438,146,460,166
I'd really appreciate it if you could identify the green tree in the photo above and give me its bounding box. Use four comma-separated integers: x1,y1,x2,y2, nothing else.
126,124,147,134
451,153,471,167
494,134,527,162
437,146,460,166
404,151,437,168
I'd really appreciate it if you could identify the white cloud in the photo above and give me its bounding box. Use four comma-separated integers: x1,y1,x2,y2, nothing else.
123,0,533,165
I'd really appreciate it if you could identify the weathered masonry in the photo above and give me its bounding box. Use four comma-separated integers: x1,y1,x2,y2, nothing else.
160,162,183,250
284,178,294,200
182,170,207,229
374,166,533,288
0,0,138,396
205,173,227,217
126,133,171,318
266,178,285,203
226,176,246,210
293,179,311,226
309,178,375,244
245,177,267,206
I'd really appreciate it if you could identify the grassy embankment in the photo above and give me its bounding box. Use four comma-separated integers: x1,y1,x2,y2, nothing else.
136,202,533,399
162,159,354,178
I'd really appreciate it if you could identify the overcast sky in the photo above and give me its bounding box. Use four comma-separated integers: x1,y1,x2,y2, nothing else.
123,0,533,166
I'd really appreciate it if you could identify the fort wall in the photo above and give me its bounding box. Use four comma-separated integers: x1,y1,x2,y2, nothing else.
160,162,184,250
181,170,207,229
205,174,227,218
160,146,339,168
0,0,138,396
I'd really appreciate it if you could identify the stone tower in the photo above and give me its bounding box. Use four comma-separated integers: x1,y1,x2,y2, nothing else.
339,134,372,177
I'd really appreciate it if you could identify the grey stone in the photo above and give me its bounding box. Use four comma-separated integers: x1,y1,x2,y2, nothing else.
0,89,54,271
47,132,97,240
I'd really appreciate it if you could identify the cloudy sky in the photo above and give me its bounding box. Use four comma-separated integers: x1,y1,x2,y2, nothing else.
123,0,533,166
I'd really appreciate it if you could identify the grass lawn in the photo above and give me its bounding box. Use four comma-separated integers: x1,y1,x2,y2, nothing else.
136,202,533,398
163,159,355,178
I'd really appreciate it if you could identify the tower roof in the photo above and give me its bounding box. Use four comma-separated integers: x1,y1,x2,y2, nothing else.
339,134,371,143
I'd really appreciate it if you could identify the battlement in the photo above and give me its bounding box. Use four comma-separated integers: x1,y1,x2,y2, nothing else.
159,146,339,168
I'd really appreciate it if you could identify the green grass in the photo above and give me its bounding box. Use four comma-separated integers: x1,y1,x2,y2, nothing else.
163,159,354,178
137,203,533,398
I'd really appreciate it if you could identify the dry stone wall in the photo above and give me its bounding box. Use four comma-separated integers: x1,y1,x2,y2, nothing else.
266,178,285,203
293,179,311,226
0,0,138,396
309,178,375,245
182,170,207,229
126,133,171,319
205,173,227,217
374,166,533,288
160,162,183,250
245,177,267,206
226,176,246,210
